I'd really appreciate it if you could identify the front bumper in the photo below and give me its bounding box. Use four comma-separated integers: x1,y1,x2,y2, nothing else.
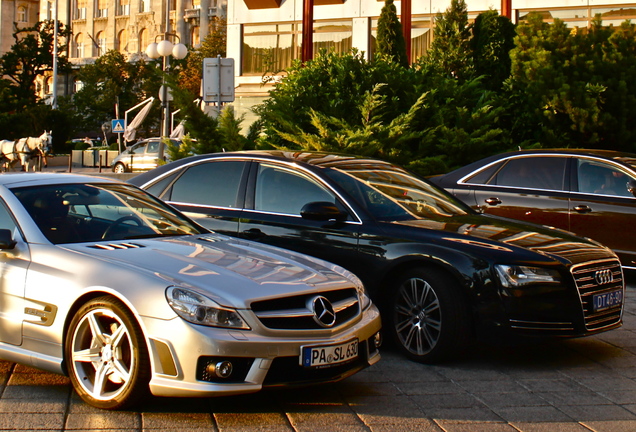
141,304,382,398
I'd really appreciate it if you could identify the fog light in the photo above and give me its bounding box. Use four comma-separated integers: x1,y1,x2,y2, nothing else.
206,360,233,378
373,332,382,348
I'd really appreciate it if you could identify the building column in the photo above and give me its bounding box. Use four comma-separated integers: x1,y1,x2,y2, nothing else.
200,0,210,44
352,18,371,61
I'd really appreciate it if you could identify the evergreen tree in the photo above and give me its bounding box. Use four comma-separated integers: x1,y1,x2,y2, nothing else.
425,0,473,81
376,0,409,68
471,10,516,90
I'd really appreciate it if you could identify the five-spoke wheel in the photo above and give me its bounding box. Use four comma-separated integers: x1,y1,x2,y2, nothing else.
66,297,150,410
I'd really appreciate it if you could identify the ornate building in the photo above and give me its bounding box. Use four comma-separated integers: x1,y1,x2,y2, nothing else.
1,0,40,55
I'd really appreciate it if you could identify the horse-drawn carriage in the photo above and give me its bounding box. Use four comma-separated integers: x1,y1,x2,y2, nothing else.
0,131,52,172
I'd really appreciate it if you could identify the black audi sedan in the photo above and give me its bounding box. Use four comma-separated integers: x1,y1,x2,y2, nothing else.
431,149,636,270
130,151,625,363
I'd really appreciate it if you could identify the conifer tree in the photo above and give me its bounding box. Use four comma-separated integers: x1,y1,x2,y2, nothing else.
426,0,473,80
376,0,409,68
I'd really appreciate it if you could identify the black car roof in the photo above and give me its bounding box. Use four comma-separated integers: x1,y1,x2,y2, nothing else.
130,150,406,186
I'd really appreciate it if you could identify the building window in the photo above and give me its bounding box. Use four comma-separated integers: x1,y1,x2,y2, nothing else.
75,0,87,19
74,79,84,93
45,77,54,95
243,23,300,74
17,5,27,22
117,29,129,52
96,0,108,17
118,0,130,15
192,0,200,8
191,26,200,46
139,28,148,53
74,33,85,58
96,31,106,56
310,20,352,55
140,0,150,12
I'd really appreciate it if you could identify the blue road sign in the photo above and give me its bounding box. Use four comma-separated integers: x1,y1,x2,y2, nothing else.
112,119,125,134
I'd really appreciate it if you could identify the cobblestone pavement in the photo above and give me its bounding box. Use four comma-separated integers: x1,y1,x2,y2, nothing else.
0,285,633,431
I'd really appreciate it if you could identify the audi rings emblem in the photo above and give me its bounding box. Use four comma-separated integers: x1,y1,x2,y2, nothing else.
309,296,336,328
594,269,614,285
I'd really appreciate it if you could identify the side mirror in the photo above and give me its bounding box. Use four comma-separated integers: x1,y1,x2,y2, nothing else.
301,201,347,222
0,229,16,250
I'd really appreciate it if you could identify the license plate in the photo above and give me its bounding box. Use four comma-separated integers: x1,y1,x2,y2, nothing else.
301,339,358,368
592,289,623,312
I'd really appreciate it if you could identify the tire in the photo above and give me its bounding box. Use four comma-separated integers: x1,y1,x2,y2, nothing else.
66,296,150,410
113,163,126,173
388,268,470,364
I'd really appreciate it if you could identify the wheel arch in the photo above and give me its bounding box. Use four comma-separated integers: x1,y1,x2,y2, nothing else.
61,290,148,376
375,255,478,325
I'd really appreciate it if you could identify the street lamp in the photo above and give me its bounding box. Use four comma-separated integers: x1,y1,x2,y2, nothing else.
145,36,187,159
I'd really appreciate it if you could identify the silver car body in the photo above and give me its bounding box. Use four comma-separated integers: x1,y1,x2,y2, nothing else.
0,173,381,407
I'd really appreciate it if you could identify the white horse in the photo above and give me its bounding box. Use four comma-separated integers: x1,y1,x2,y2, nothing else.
0,131,52,172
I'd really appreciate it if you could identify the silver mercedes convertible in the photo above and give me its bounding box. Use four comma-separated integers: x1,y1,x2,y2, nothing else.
0,173,381,409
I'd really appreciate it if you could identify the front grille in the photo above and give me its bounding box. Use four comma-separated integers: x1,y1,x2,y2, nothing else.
509,319,574,332
251,288,360,330
571,259,624,331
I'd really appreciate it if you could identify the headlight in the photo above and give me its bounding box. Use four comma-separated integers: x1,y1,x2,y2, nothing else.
166,287,250,329
495,265,561,288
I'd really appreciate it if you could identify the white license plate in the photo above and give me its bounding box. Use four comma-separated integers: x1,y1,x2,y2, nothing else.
301,339,358,368
592,289,623,312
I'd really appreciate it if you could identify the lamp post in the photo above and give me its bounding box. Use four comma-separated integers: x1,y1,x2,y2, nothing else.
145,36,187,159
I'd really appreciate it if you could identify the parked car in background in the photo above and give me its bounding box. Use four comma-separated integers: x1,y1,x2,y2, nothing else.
111,137,180,173
130,151,625,364
0,173,381,409
431,149,636,270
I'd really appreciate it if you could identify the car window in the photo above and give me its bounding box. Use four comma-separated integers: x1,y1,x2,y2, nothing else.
463,161,504,185
146,141,159,154
169,161,246,208
255,164,336,215
492,157,566,191
577,160,635,197
13,184,203,244
327,165,468,220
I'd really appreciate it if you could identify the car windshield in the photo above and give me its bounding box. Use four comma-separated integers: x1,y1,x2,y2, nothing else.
326,164,470,220
13,183,204,244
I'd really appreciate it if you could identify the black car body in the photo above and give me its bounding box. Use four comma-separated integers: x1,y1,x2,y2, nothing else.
130,151,625,363
430,149,636,270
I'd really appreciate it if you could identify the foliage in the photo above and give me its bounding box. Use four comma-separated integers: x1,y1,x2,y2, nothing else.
165,134,197,161
425,0,474,81
254,49,419,148
471,10,516,91
0,20,72,107
507,14,636,151
376,0,409,67
180,17,227,95
72,50,159,137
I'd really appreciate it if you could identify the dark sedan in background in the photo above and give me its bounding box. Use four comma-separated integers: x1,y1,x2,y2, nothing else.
130,151,625,363
431,149,636,270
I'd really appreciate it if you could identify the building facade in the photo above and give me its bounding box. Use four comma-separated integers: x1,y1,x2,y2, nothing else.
1,1,632,116
1,0,40,55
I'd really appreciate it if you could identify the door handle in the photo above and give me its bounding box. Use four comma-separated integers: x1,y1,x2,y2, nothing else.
573,205,592,213
242,228,265,239
484,197,502,206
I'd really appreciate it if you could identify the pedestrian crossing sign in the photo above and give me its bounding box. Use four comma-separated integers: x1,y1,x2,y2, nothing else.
112,119,125,134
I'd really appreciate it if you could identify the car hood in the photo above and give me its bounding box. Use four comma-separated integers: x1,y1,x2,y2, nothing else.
391,213,616,266
65,233,357,308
